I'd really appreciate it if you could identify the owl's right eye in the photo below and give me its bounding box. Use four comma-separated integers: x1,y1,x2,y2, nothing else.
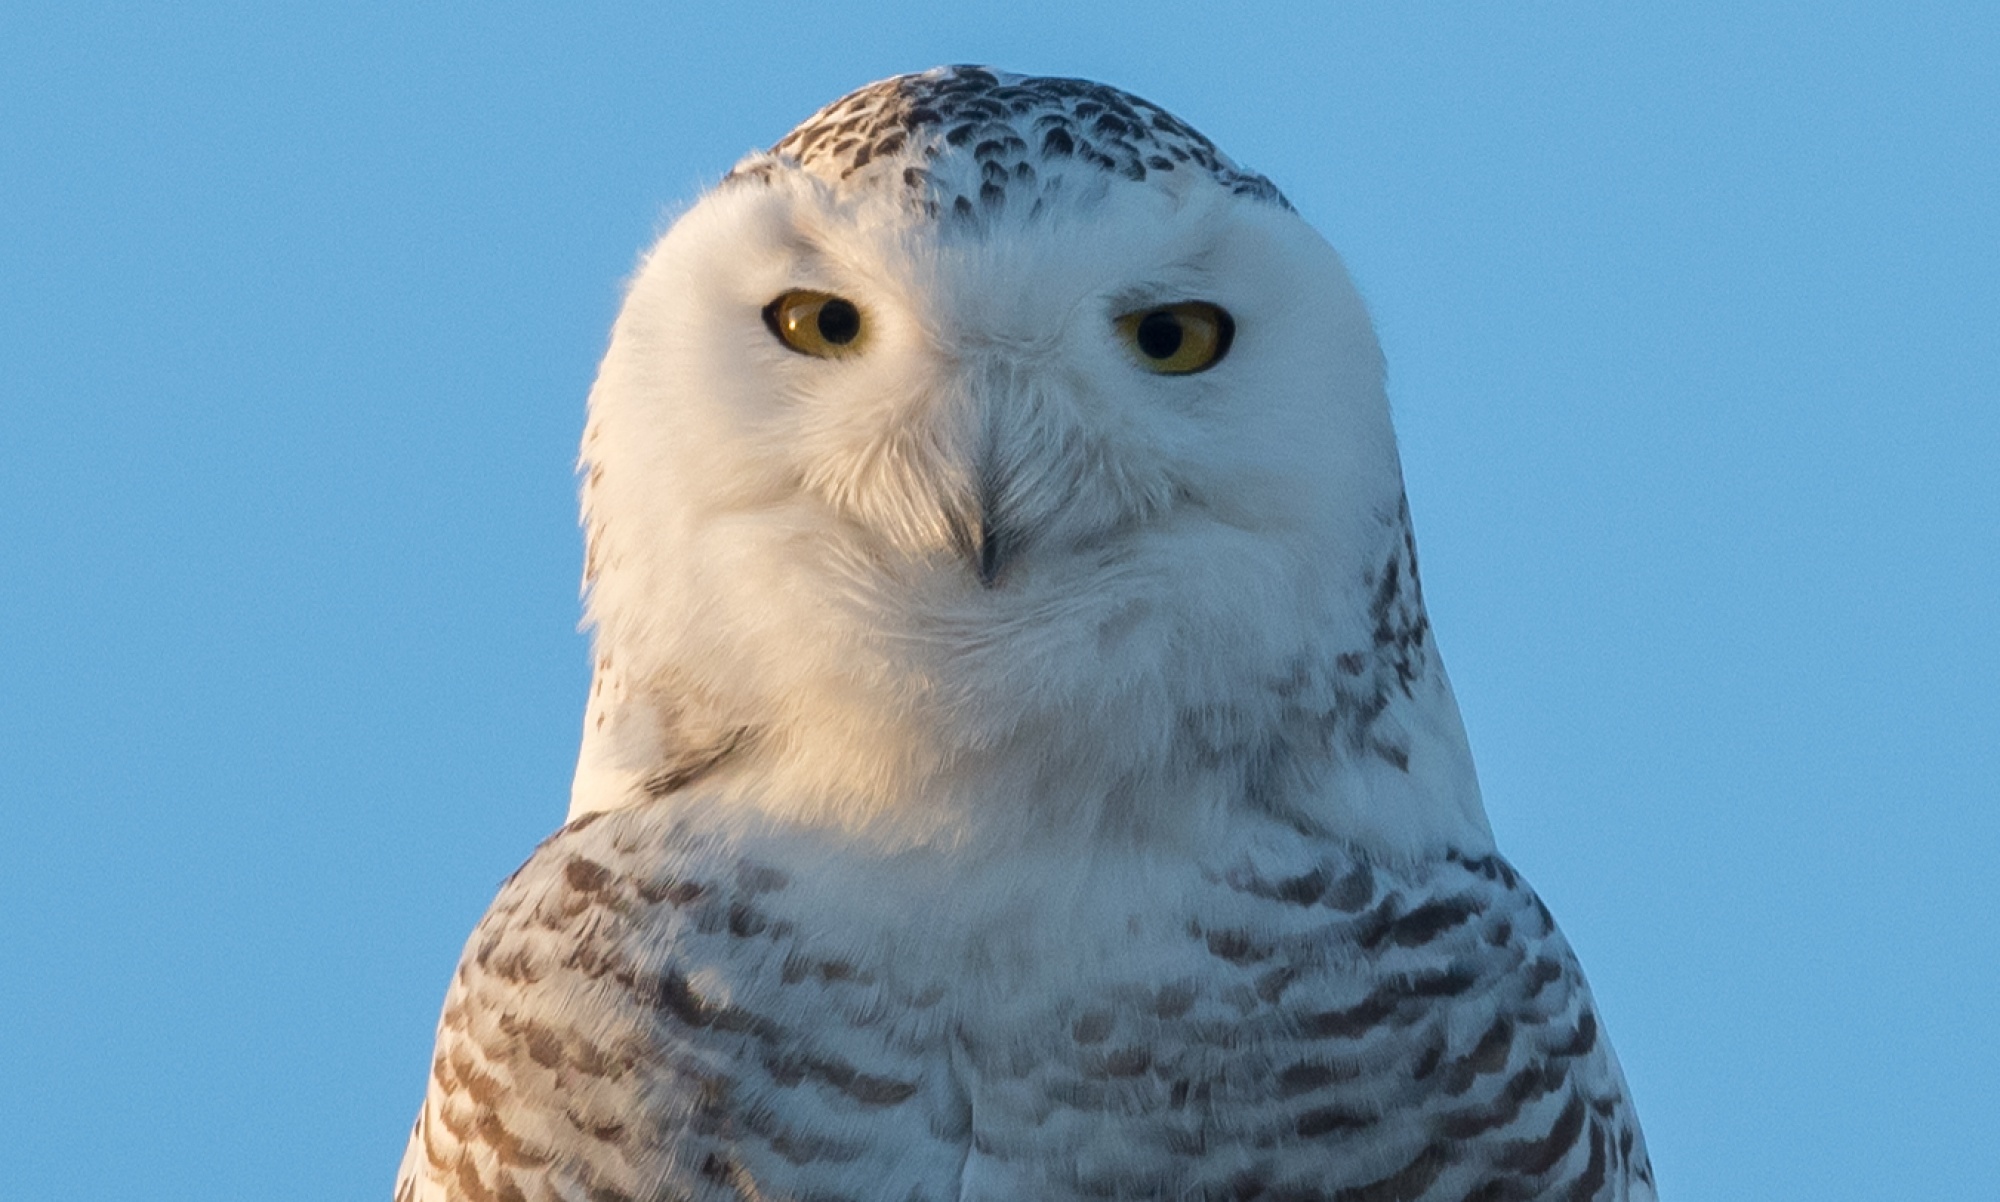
763,291,867,358
1114,301,1234,375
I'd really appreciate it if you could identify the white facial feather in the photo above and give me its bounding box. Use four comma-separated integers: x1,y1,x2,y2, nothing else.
570,73,1488,859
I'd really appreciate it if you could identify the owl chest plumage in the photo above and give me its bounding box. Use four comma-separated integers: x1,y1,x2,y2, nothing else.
400,800,1653,1202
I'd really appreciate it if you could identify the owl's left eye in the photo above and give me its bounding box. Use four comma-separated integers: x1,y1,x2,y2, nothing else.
764,290,867,358
1115,301,1234,375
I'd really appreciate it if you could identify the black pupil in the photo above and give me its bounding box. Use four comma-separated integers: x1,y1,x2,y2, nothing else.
1135,311,1184,360
816,299,861,345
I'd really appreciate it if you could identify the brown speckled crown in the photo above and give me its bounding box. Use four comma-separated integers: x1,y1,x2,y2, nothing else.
729,65,1290,220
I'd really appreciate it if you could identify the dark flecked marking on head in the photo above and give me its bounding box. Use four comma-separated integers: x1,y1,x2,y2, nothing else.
736,66,1289,214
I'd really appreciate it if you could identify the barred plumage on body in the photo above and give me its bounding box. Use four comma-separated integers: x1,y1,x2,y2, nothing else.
399,66,1654,1200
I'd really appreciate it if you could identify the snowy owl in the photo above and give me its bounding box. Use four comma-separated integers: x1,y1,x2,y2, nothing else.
397,67,1655,1201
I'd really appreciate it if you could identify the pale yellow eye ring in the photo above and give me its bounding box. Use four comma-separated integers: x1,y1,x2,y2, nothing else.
1115,301,1234,375
763,290,867,357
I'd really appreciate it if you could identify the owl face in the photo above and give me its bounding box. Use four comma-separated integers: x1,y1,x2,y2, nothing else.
574,69,1485,854
618,168,1384,575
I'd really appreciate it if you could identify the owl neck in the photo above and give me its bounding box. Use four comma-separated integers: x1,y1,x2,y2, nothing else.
569,499,1494,862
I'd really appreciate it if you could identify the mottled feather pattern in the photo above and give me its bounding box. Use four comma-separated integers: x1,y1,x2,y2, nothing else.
399,801,1652,1201
731,66,1290,218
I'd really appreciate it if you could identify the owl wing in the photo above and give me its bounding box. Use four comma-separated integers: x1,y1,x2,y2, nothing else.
398,808,1654,1202
394,807,968,1202
943,846,1659,1201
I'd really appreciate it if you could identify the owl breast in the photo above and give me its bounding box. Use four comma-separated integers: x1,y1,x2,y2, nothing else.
404,797,1653,1202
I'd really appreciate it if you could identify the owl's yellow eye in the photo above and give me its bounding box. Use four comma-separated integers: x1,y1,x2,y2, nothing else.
1115,302,1234,375
763,290,867,357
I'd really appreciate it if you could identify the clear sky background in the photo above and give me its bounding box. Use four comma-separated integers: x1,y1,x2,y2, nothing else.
2,3,1994,1198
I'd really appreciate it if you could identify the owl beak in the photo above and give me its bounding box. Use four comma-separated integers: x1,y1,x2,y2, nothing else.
950,460,1017,589
975,516,1005,587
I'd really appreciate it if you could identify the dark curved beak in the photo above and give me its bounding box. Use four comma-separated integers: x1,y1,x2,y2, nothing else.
976,514,1007,587
949,458,1017,589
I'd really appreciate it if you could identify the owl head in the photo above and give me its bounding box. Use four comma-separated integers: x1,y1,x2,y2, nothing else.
571,67,1489,857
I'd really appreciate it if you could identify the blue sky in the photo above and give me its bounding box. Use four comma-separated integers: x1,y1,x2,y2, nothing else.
2,3,1994,1198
